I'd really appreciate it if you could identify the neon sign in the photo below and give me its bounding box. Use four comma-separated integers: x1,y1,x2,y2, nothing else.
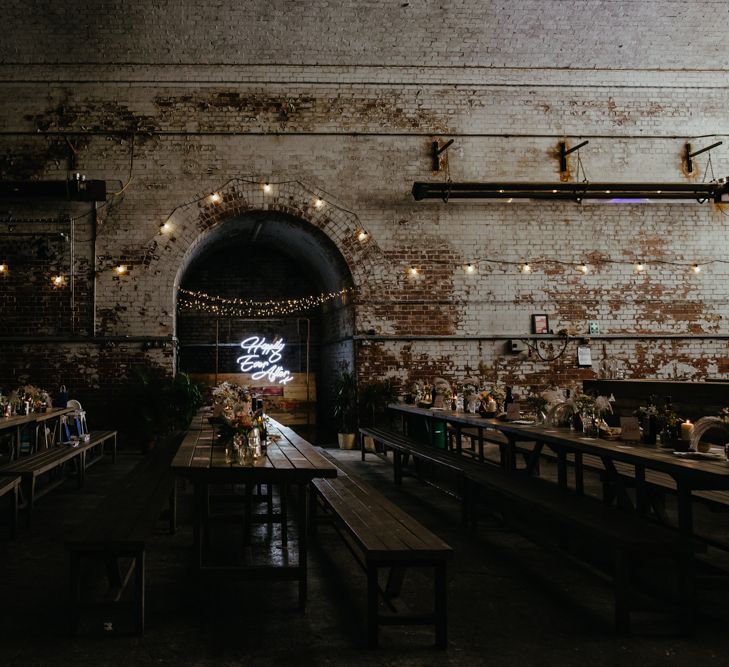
236,336,293,385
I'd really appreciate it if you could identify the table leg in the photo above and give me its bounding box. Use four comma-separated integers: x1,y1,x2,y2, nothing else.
574,451,584,495
557,450,568,488
193,482,206,569
298,483,308,611
635,466,648,516
676,480,694,537
10,482,18,538
281,484,289,547
244,483,253,546
477,427,484,463
525,441,544,477
454,425,462,456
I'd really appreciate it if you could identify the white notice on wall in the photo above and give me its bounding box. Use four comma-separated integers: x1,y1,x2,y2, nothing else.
236,336,294,385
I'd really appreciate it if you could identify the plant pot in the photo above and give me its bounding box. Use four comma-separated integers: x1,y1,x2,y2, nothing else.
338,432,357,449
363,435,376,452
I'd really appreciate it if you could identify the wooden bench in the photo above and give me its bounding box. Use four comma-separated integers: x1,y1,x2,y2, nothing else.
79,430,118,472
360,426,693,633
0,431,118,526
312,470,452,648
0,446,85,526
65,435,178,636
0,475,21,537
361,426,471,522
463,460,694,633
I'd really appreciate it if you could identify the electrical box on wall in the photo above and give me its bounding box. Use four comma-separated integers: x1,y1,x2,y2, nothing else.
507,339,527,353
588,321,600,335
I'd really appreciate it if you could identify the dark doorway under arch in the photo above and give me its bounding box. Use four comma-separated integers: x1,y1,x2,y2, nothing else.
175,211,355,444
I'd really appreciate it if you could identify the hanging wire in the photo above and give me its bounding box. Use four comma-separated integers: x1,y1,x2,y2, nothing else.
109,134,135,196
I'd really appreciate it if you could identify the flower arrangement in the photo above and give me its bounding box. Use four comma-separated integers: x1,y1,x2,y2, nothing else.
5,384,52,414
462,378,480,413
572,393,596,416
212,381,251,406
477,388,501,416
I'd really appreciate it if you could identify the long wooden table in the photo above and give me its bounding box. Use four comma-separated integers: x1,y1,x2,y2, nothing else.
0,407,74,459
389,403,729,538
171,416,337,609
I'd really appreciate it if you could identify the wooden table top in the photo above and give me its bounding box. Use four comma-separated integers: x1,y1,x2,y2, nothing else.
0,407,74,430
171,416,337,483
388,403,729,485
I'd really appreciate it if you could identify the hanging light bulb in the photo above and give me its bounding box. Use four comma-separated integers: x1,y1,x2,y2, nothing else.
263,182,272,194
357,230,369,242
692,263,701,274
520,262,532,274
635,262,645,273
0,263,7,274
115,264,128,276
579,263,589,274
408,266,419,277
314,197,324,208
160,221,173,234
464,263,476,274
51,274,66,288
209,192,222,204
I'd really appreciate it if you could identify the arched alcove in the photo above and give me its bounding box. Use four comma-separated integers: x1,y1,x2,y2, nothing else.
174,210,355,444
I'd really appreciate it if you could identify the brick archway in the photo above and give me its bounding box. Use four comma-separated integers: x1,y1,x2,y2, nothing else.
143,178,386,303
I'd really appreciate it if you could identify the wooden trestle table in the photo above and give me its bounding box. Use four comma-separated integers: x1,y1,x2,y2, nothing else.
171,415,337,609
389,403,729,539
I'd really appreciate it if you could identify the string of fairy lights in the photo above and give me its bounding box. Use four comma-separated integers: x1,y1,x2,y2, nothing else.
177,286,353,318
5,175,723,291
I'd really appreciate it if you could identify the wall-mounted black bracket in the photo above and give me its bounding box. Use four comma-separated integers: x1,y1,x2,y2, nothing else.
685,141,723,174
558,140,589,173
431,139,454,171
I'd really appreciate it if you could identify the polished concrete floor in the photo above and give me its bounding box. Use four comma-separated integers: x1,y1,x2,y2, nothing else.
2,447,729,666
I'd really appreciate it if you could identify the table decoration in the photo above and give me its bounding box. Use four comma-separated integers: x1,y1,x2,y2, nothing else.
690,409,729,455
462,378,480,413
219,401,263,465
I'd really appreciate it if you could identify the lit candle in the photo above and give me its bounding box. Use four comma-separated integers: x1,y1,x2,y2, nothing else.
680,420,694,442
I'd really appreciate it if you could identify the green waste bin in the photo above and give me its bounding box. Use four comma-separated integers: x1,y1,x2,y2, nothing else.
431,421,446,449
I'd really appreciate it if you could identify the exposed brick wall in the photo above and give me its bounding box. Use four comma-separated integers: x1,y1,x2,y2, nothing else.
1,1,729,443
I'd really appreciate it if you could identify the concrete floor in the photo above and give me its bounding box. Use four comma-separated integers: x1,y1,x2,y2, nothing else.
2,448,729,666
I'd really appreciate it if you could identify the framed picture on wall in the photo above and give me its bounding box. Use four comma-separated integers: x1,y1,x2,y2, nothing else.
577,345,593,367
531,314,549,335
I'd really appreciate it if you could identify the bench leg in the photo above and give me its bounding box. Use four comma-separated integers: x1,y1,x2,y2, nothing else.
435,561,448,649
105,555,123,588
361,432,366,462
169,482,177,535
613,548,631,635
135,550,145,635
68,551,82,636
677,550,696,632
309,485,318,535
394,451,402,486
367,561,379,648
10,483,18,538
298,483,308,611
26,477,35,528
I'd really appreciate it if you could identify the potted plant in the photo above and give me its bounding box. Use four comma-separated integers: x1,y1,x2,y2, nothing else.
333,369,358,449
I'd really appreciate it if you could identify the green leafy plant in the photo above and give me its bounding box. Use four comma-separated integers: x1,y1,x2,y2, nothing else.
333,369,358,433
359,378,399,427
126,369,204,447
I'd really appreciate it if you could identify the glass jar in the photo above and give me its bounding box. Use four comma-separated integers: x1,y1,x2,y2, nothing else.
248,428,262,460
